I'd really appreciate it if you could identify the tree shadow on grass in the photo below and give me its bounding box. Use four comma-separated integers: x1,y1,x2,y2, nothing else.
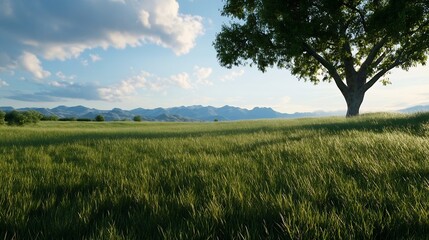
7,188,428,239
301,112,429,136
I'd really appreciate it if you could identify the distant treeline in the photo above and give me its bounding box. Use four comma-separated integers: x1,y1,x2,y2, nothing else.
0,110,143,126
0,110,104,125
0,110,43,126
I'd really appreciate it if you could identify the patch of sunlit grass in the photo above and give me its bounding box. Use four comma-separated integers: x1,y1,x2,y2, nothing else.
0,112,428,239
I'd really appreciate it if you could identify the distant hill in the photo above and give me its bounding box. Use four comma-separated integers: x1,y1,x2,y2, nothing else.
399,105,429,113
0,106,14,112
0,105,352,122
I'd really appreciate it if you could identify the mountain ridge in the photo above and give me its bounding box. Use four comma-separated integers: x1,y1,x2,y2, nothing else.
1,104,426,122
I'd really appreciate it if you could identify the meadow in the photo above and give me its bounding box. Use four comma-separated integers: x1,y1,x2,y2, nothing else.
1,113,429,239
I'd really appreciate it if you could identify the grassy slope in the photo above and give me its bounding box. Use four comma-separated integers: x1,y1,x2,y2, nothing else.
0,113,429,239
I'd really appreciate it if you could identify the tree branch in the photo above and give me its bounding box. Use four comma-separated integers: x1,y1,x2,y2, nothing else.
341,37,357,86
343,1,368,32
302,42,348,94
373,51,387,67
358,36,388,76
364,58,402,92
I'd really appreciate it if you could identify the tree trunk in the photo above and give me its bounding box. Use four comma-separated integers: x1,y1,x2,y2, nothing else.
345,89,365,117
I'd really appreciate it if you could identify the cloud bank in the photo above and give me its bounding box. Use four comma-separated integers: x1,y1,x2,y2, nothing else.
98,70,195,102
0,79,8,87
8,81,103,102
0,0,204,77
5,65,243,103
98,66,214,101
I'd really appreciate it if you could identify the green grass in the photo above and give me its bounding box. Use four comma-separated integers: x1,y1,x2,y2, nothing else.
1,113,429,239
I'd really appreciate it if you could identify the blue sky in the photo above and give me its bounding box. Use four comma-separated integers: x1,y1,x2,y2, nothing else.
0,0,428,114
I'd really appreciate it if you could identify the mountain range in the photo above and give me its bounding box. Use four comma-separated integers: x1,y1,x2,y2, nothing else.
0,105,345,122
0,104,427,122
398,105,429,114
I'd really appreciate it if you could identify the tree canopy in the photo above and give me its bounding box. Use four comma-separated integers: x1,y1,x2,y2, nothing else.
214,0,429,116
4,110,43,126
95,115,105,122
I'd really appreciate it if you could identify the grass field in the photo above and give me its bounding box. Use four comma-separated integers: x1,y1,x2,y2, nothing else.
1,113,429,239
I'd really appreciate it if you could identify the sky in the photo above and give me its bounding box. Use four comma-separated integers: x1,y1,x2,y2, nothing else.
0,0,428,114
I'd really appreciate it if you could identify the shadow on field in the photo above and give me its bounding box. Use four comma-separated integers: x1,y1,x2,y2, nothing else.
301,112,429,136
5,176,429,239
5,186,288,239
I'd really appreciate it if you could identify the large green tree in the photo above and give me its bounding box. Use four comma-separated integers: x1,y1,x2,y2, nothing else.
214,0,429,116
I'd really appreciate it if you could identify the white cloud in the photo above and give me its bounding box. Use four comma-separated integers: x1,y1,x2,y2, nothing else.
221,69,245,82
0,79,9,87
0,0,204,65
42,43,88,61
19,52,51,80
56,71,76,80
144,0,204,55
49,81,67,88
106,32,141,50
194,66,213,85
171,72,192,89
89,54,102,62
99,69,198,101
139,10,152,28
98,71,163,101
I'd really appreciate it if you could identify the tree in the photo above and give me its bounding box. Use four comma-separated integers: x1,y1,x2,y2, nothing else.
24,110,43,124
95,115,105,122
41,115,59,121
214,0,429,116
0,111,5,125
5,110,42,126
133,115,142,122
5,111,26,125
